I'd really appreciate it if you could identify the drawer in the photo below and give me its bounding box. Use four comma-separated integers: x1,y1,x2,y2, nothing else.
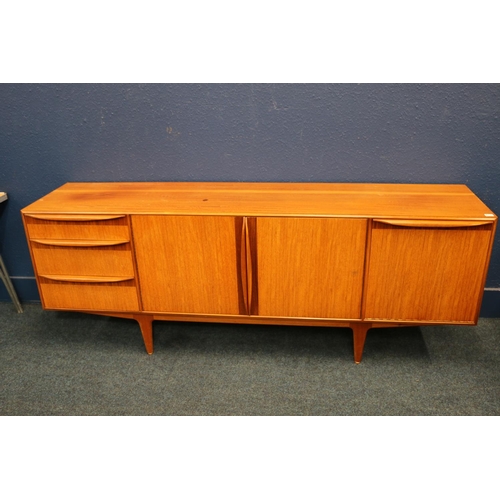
30,241,135,277
38,276,139,311
24,214,130,241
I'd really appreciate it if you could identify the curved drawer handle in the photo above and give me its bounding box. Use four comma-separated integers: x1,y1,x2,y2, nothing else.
31,238,130,247
373,219,494,228
39,274,135,283
25,214,126,222
240,218,249,314
245,218,253,314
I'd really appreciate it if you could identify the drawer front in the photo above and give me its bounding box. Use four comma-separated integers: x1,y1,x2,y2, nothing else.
24,213,139,312
38,277,139,311
364,220,494,322
256,217,367,319
30,242,135,277
132,215,242,315
24,214,130,241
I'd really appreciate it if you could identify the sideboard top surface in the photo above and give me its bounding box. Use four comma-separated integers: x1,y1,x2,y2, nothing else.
21,182,496,220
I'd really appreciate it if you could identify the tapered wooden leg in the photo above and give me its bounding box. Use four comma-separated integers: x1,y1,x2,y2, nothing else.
351,322,371,364
134,314,154,354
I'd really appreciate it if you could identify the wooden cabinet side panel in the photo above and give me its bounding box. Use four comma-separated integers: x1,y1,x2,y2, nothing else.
364,224,493,322
132,215,242,315
256,217,367,319
22,214,47,309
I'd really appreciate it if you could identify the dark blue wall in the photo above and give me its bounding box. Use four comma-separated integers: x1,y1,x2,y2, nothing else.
1,84,499,313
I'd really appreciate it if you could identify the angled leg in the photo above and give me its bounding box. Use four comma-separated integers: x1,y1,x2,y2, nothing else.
350,322,371,364
0,254,23,313
134,314,154,354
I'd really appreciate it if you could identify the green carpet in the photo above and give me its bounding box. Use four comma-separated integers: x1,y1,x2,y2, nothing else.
1,303,499,415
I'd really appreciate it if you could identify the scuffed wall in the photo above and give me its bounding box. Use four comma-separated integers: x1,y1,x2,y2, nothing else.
1,84,499,305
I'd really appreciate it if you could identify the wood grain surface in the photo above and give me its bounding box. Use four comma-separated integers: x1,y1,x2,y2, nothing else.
256,217,367,319
25,215,130,240
31,242,135,278
20,182,498,361
132,215,242,314
363,222,494,322
21,182,496,220
38,278,139,311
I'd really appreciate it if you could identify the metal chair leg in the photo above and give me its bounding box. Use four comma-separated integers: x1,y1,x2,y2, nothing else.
0,254,23,313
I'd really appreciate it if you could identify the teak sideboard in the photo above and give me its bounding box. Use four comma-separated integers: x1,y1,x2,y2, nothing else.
21,182,497,363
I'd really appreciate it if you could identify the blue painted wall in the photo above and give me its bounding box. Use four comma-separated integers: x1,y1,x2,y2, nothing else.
1,84,499,314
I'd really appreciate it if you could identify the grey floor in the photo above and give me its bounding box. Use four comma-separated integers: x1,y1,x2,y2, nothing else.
1,302,499,415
